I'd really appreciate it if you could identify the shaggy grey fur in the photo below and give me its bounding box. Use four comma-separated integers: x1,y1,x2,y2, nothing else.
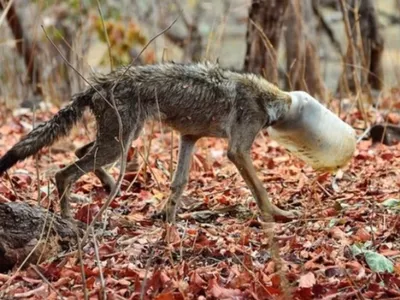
0,62,298,221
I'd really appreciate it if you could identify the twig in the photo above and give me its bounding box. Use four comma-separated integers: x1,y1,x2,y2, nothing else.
31,107,41,203
4,170,18,199
0,0,14,27
169,131,174,182
13,285,47,298
316,180,333,197
356,126,371,143
42,26,114,109
214,0,231,59
312,0,343,56
96,0,113,71
171,0,191,29
0,193,11,202
76,231,88,300
92,228,106,299
126,161,145,193
30,264,65,300
338,0,368,125
137,144,162,191
140,247,155,300
37,202,57,263
342,266,366,300
249,19,280,75
179,220,189,261
231,252,274,297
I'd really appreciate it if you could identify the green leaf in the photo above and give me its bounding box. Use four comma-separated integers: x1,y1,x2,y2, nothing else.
382,198,400,209
364,250,394,273
351,245,363,256
328,218,338,228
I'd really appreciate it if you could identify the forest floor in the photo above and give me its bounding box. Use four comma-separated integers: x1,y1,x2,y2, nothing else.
0,100,399,299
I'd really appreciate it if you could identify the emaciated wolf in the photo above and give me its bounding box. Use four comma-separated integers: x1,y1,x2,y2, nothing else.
0,62,354,222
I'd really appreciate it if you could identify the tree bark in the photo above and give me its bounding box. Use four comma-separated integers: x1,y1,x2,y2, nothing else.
360,0,384,91
244,0,289,84
285,0,326,98
0,202,81,272
0,1,42,96
339,0,384,94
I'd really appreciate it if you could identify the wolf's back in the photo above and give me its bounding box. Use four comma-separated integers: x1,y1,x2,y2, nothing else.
0,89,93,175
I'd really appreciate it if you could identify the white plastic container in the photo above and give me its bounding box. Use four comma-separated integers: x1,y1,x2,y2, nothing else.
267,91,356,172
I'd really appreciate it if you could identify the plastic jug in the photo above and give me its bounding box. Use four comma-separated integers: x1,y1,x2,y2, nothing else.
267,91,356,173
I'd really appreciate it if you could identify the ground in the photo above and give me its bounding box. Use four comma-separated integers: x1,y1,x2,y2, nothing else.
0,102,399,299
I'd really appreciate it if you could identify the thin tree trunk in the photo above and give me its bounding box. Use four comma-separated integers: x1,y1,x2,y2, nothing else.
0,1,42,96
285,0,326,98
339,0,384,94
244,0,289,84
360,0,384,90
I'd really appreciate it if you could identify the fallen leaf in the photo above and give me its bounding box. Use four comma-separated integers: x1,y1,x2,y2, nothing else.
298,272,316,288
354,227,372,242
364,250,394,273
74,203,100,224
208,278,242,299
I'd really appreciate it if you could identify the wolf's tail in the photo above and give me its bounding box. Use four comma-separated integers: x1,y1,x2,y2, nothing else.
0,89,94,175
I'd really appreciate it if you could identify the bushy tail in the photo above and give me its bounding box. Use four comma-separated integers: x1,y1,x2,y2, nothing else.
0,89,94,175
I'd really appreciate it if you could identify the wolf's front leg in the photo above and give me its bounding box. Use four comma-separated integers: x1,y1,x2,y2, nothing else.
227,123,301,220
227,149,300,219
163,135,199,223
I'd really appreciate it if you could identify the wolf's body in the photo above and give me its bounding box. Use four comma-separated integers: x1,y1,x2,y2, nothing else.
0,62,298,221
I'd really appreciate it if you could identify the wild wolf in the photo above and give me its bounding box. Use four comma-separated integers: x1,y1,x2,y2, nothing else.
0,62,309,222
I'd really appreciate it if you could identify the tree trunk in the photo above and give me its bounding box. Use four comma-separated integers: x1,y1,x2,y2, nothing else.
0,202,81,272
360,0,384,91
285,0,326,98
0,1,42,96
339,0,384,95
244,0,289,84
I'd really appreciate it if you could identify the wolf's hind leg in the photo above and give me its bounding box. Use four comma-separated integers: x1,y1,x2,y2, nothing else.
163,135,199,223
75,141,116,193
56,120,139,218
56,142,121,218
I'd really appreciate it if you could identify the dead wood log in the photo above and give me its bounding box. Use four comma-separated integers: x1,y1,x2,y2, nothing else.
0,202,81,273
370,124,400,146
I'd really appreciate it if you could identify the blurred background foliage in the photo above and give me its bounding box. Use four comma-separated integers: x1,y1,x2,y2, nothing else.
0,0,399,115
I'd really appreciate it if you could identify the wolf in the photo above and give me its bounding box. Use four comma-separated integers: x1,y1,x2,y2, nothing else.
0,62,301,222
